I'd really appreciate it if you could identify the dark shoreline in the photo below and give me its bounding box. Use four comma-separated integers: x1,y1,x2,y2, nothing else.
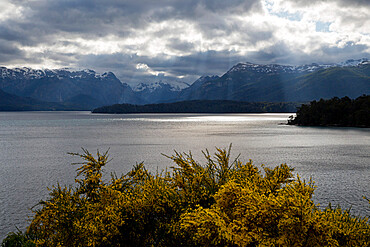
92,100,301,114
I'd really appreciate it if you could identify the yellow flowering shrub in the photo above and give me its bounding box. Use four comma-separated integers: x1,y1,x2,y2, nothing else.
179,161,370,247
3,146,368,247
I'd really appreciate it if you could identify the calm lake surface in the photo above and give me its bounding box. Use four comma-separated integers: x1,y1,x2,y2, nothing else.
0,111,369,239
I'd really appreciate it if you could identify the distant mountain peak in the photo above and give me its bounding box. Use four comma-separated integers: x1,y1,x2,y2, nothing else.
227,62,297,74
133,79,190,93
339,58,369,66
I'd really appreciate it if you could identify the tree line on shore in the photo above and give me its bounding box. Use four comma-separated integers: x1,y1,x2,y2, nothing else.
92,100,299,114
288,95,370,127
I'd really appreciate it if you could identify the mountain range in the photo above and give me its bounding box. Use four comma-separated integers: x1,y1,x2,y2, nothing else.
0,58,369,110
177,59,370,102
0,67,140,109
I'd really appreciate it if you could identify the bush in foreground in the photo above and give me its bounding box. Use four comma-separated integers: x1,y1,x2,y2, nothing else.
2,147,370,246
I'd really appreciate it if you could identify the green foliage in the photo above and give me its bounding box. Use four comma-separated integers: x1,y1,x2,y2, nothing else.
1,230,35,247
288,95,370,127
2,146,370,246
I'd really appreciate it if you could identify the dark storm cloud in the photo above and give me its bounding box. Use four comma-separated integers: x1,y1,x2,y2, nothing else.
15,0,262,45
248,43,289,62
0,25,25,42
245,41,309,65
246,40,370,66
15,0,261,36
0,40,25,63
316,42,370,62
337,0,370,6
0,17,61,47
0,21,40,46
167,39,196,53
149,50,245,76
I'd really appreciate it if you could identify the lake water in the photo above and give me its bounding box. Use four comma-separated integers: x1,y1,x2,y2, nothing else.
0,111,369,240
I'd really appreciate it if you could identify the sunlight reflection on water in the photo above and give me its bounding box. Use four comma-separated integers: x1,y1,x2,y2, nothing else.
100,113,292,123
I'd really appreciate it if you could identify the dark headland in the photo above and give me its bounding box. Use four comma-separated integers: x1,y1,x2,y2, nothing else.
288,95,370,128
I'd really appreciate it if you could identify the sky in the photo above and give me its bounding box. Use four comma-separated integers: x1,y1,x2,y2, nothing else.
0,0,369,86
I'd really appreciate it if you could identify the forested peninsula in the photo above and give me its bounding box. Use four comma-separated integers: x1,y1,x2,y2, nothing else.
92,100,299,114
288,95,370,127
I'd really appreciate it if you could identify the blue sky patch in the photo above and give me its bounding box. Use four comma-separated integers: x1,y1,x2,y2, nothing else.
316,21,332,32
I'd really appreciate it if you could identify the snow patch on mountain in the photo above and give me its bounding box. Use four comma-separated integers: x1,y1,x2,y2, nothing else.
338,58,369,66
133,80,190,92
228,58,369,74
0,67,115,80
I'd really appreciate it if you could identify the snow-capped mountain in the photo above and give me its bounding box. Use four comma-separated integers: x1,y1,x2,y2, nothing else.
337,58,369,67
0,67,115,80
176,58,370,102
133,80,190,93
132,80,190,104
0,67,140,109
227,58,369,74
